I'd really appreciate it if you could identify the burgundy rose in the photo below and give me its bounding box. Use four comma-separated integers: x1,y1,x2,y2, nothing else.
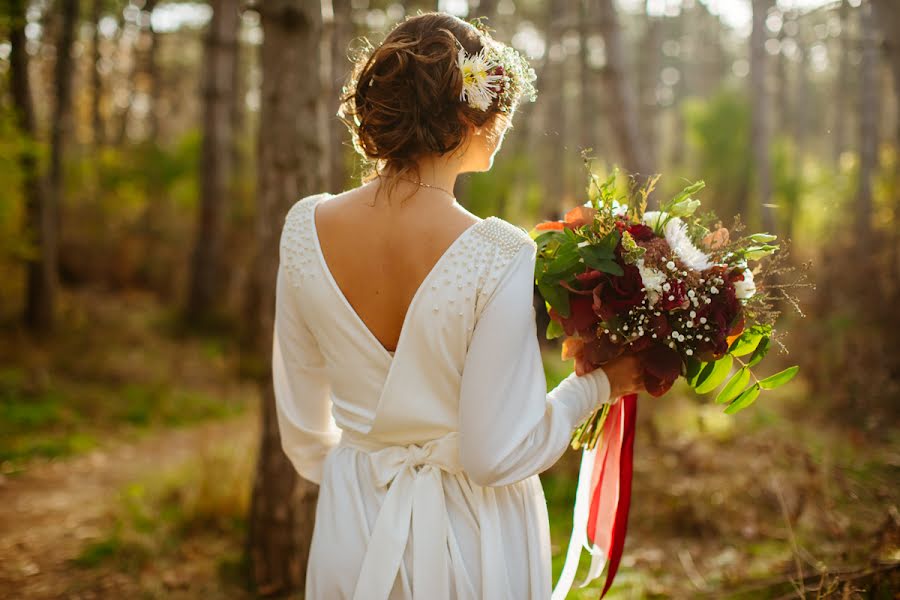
549,295,598,338
626,333,653,353
592,263,644,321
638,343,683,397
647,312,671,339
583,333,625,366
626,223,654,241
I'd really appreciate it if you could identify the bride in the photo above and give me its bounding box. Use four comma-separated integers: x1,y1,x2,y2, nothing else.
272,11,645,600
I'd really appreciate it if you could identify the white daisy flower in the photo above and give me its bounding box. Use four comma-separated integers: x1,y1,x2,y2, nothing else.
663,217,713,272
636,258,666,307
458,47,504,111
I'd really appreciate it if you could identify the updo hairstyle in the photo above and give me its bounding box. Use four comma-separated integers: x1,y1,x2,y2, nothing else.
338,12,533,199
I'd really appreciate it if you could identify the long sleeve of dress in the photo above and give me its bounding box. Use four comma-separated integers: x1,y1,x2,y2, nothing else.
272,263,342,485
458,242,613,488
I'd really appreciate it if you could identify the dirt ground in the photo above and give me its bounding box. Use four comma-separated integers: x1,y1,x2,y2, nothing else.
0,415,257,600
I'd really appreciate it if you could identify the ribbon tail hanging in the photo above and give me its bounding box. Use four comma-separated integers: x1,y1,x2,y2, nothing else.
594,393,637,598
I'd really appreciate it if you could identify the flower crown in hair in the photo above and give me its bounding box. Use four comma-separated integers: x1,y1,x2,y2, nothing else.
455,27,537,113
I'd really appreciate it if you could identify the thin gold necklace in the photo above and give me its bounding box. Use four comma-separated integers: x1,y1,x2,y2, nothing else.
398,177,457,201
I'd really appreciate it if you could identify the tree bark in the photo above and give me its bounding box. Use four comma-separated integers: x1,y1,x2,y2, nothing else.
637,0,661,173
750,0,775,232
145,0,162,141
245,0,324,594
326,0,352,193
871,0,900,151
187,0,241,320
596,0,650,183
833,0,851,164
540,0,567,219
856,0,879,243
10,0,54,332
91,0,104,147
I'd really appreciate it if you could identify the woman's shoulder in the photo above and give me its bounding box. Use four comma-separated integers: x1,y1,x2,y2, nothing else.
285,192,331,224
471,215,537,259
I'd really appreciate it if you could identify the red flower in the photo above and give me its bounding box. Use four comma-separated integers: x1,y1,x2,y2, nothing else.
592,263,644,322
692,277,744,362
647,312,671,339
549,295,598,338
658,279,688,311
626,223,654,241
638,343,683,397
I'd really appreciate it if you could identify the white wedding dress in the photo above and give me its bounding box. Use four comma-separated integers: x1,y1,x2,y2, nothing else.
273,193,613,600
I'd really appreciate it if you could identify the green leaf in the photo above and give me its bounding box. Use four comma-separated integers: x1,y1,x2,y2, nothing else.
728,331,762,357
593,259,624,276
747,336,770,367
694,355,733,394
537,280,571,318
534,230,565,249
744,244,779,261
685,357,703,384
546,318,565,340
716,367,750,404
749,233,778,243
579,244,614,264
724,383,761,414
668,197,701,217
597,230,621,254
668,180,706,206
545,244,583,277
758,365,799,389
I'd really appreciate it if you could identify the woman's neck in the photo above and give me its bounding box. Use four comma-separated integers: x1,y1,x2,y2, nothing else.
409,154,463,197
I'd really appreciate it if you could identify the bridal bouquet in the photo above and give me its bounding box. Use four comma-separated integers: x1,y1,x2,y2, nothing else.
531,171,797,448
533,170,798,599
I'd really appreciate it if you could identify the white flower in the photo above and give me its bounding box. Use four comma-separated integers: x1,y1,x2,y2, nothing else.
641,210,667,230
661,217,713,272
458,47,504,111
734,267,757,300
636,258,666,307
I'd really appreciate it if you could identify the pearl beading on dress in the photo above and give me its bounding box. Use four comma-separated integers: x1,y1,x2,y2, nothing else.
281,194,327,286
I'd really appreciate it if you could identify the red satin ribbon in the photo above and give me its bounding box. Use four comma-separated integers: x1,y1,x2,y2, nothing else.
587,393,637,598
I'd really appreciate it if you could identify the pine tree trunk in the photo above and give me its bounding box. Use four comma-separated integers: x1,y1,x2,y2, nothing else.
245,0,323,594
187,0,241,320
91,0,104,147
596,0,650,182
145,0,161,141
833,0,851,164
871,0,900,151
540,0,566,219
856,0,879,243
750,0,775,232
46,0,78,328
327,0,352,193
10,0,53,332
638,0,660,173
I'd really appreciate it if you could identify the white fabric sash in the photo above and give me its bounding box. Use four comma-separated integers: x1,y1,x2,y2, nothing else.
340,431,467,600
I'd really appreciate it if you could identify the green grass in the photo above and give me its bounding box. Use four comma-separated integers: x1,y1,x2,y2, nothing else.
0,291,256,472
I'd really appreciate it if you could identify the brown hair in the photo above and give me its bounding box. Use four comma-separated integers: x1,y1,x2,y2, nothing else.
338,13,514,200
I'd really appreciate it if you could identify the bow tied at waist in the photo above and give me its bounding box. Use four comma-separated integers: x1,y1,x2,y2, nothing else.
340,431,465,600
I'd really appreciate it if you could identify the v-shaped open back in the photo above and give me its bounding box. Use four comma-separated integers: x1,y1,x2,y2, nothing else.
309,193,485,362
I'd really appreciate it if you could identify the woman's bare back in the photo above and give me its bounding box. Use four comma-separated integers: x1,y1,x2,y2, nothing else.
312,183,481,353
